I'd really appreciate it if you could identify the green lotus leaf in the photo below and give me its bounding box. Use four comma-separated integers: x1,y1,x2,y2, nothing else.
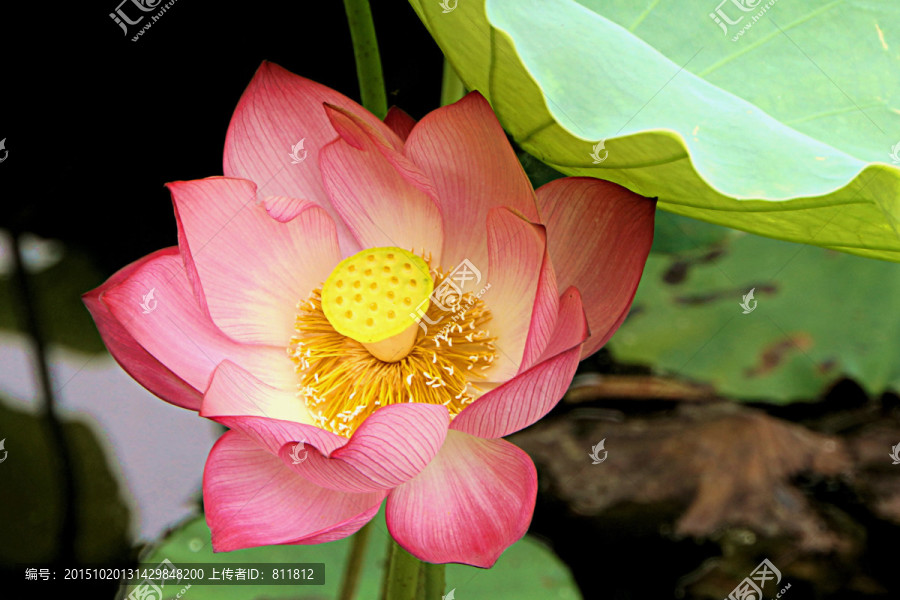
409,0,900,261
125,507,581,599
608,214,900,402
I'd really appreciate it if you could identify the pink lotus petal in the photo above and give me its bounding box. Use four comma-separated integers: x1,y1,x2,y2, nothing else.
262,195,317,223
201,360,314,427
324,104,436,195
204,430,384,552
201,360,354,458
319,104,437,214
483,207,547,381
83,247,202,410
224,62,402,254
404,92,540,271
320,105,443,261
170,177,341,348
215,414,346,459
537,177,655,358
319,104,437,202
100,251,294,395
384,107,417,142
277,403,448,493
451,287,588,439
201,362,346,459
324,103,402,154
386,430,537,567
203,362,449,493
518,243,559,374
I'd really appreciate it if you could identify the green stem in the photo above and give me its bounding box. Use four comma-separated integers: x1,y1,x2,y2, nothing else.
440,57,465,106
9,232,77,565
337,521,373,600
384,538,423,600
417,564,426,598
424,562,446,598
342,0,388,118
379,534,391,600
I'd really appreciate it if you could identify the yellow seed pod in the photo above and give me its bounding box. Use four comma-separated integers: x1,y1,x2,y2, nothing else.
321,247,433,347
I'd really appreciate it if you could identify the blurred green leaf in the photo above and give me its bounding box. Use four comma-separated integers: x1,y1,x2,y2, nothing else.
0,397,131,564
651,212,732,254
409,0,900,260
128,506,581,599
608,216,900,402
517,149,566,191
0,247,106,354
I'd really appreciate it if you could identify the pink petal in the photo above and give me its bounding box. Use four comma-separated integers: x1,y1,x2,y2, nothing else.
320,105,443,261
224,62,401,254
100,251,294,395
277,403,448,493
452,287,588,439
83,248,202,410
384,107,416,142
537,177,655,358
170,177,341,348
200,360,363,459
204,430,384,552
404,92,540,271
386,430,537,568
483,208,547,381
518,244,559,374
325,104,438,210
324,103,404,156
262,195,316,223
535,287,590,362
200,360,314,427
203,362,449,493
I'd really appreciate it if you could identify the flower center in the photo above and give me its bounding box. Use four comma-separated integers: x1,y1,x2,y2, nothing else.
320,247,433,362
288,247,497,438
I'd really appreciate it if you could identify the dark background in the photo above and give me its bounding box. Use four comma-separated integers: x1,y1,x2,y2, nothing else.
1,0,441,268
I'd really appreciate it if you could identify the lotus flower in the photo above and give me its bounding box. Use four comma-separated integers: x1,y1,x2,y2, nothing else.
84,62,655,567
